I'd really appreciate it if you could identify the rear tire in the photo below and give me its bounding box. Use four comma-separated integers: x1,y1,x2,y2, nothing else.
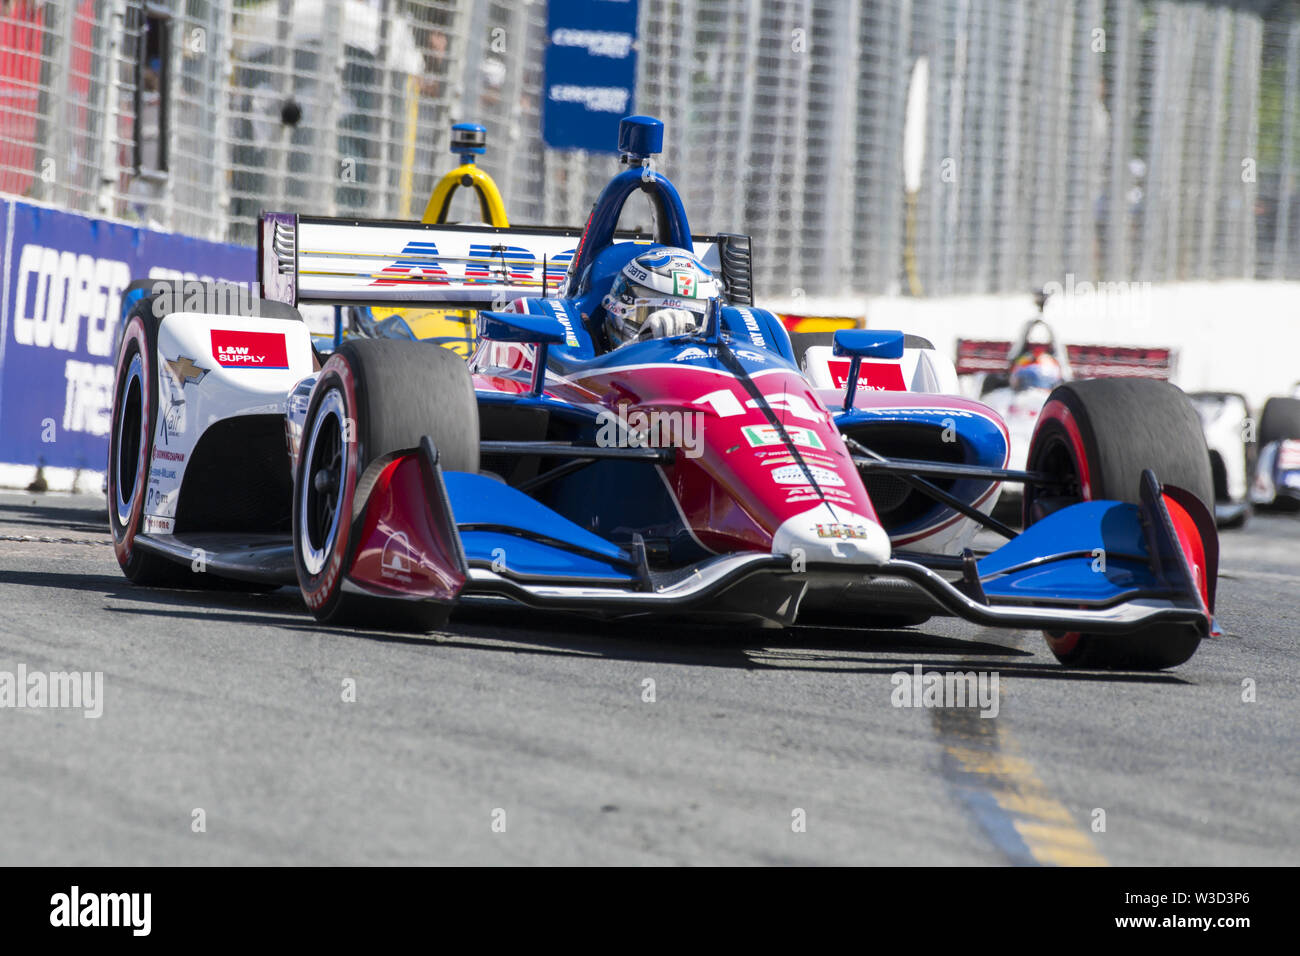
108,305,186,584
293,339,478,630
1024,379,1211,670
108,283,303,589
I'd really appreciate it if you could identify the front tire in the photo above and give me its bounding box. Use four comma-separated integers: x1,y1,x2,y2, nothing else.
109,283,303,589
293,339,478,630
1024,379,1211,670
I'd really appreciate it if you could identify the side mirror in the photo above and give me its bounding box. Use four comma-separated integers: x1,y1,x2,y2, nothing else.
476,311,567,345
833,329,905,360
833,329,906,411
476,312,566,398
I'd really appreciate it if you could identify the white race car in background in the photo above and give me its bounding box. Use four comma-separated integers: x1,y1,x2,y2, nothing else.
1186,391,1253,527
1249,387,1300,511
967,318,1069,477
958,319,1260,528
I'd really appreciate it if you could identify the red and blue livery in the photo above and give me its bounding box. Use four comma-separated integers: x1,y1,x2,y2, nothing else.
107,116,1220,670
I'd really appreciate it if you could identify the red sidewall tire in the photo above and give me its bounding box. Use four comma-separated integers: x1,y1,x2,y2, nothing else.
1044,630,1083,659
108,315,155,574
294,354,362,621
1033,402,1089,663
1027,381,1210,670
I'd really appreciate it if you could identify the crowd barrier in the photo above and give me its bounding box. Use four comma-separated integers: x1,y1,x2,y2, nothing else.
0,197,252,489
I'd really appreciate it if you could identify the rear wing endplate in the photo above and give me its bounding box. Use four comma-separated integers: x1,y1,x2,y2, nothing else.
258,213,753,308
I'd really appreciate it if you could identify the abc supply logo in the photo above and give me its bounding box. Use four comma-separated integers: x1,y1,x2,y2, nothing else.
770,463,846,488
210,330,289,369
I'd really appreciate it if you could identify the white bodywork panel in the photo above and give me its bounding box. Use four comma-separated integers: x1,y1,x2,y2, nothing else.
801,343,961,396
1189,393,1250,504
145,313,314,534
980,385,1053,480
800,343,1005,555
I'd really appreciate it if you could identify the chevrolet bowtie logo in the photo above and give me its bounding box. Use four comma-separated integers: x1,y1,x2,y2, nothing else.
166,355,209,386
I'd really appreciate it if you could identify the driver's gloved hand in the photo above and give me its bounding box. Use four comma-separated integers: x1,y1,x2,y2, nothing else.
638,309,698,340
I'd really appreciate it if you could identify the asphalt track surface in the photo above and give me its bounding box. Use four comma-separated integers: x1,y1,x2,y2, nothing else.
1,491,1296,866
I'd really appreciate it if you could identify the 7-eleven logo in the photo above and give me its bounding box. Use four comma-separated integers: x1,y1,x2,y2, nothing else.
672,270,696,297
742,424,825,450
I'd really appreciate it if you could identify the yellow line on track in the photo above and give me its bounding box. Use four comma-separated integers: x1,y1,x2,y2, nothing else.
934,694,1107,866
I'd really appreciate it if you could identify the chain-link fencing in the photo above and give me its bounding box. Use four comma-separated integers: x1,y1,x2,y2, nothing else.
2,0,1297,298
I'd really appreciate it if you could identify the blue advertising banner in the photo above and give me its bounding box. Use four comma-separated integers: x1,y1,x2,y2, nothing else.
542,0,639,152
0,200,253,470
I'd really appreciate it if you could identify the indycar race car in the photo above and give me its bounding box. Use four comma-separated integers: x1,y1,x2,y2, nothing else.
108,116,1220,670
961,316,1073,479
1249,389,1300,510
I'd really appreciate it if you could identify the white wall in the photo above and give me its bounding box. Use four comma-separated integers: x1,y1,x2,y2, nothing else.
768,281,1300,411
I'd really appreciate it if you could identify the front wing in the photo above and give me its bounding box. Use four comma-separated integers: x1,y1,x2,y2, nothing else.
133,438,1216,641
455,472,1215,636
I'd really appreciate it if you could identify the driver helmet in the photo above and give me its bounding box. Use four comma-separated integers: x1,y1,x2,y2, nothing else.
1010,350,1063,392
602,247,721,348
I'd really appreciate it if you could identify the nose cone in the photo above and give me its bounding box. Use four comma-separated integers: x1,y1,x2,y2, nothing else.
771,504,891,566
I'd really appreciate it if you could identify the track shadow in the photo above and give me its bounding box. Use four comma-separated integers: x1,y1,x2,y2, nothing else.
0,498,109,536
273,601,1189,684
0,567,302,616
427,606,1188,684
0,565,1189,684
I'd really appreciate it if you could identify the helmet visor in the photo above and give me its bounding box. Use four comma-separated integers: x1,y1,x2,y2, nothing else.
606,279,709,343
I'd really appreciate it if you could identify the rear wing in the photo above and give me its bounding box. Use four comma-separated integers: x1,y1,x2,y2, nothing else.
955,338,1177,381
1064,344,1176,380
953,339,1012,376
258,212,753,308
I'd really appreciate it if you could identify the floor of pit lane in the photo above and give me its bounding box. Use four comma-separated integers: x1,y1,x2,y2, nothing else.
1,492,1296,865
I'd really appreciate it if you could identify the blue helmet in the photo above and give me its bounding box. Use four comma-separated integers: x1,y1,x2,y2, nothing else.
1010,352,1063,392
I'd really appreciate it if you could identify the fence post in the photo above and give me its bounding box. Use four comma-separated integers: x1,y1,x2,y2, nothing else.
1273,18,1300,278
96,0,130,218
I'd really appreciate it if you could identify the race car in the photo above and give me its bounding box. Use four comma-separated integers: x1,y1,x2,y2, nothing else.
1249,388,1300,510
108,115,1220,670
966,315,1071,475
1187,390,1254,526
958,319,1253,528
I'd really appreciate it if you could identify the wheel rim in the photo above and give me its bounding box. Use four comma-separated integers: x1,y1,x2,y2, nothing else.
299,388,346,576
1026,430,1085,522
114,352,146,526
